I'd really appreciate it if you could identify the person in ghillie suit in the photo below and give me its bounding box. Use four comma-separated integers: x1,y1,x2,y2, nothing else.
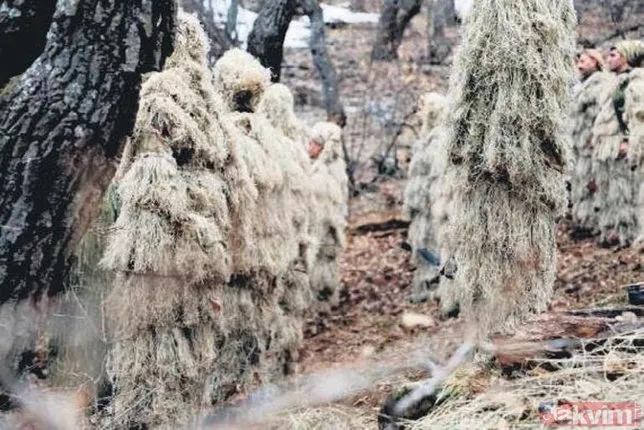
308,122,348,314
569,49,611,238
442,0,575,339
592,40,644,248
404,92,451,303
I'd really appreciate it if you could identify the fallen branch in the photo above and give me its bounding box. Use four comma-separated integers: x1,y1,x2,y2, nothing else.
391,343,474,416
489,313,644,368
593,23,643,45
352,218,410,235
565,307,644,319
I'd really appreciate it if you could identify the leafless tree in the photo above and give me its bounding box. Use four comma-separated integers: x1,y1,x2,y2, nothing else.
427,0,451,64
247,0,347,125
371,0,423,61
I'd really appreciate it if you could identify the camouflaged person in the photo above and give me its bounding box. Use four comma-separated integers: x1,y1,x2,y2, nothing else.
308,122,349,312
569,49,611,238
591,40,644,247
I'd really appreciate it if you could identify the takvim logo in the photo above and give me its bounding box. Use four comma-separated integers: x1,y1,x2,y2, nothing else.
539,401,641,427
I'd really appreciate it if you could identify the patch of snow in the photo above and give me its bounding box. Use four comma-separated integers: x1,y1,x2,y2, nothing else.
319,3,379,25
454,0,472,20
209,0,378,50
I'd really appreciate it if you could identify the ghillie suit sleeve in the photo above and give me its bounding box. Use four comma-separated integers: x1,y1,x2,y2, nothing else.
592,68,642,247
403,92,450,303
569,71,613,236
625,68,644,247
442,0,575,340
309,122,349,313
99,16,309,428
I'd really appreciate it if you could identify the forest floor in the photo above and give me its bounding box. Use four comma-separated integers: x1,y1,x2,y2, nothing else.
271,3,644,427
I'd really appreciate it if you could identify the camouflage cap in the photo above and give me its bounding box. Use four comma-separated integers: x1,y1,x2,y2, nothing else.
612,40,644,68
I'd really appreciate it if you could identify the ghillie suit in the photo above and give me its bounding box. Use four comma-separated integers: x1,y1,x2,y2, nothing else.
99,16,307,428
442,0,575,340
569,71,612,237
403,92,451,303
309,122,349,312
626,68,644,247
213,49,314,373
257,83,310,145
256,82,320,327
592,43,644,248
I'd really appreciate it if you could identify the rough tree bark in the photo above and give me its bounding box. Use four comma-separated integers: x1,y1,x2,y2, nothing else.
181,0,232,62
0,0,177,304
0,0,57,89
247,0,346,126
427,0,451,64
351,0,368,12
371,0,423,61
300,0,347,126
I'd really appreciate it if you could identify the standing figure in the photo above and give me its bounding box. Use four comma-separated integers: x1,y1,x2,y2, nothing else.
592,40,644,247
404,92,451,303
569,49,611,238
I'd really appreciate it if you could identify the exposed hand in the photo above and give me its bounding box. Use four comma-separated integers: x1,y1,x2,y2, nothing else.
617,139,629,159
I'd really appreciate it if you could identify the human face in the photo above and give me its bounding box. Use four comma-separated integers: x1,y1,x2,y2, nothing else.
576,53,598,78
308,139,323,159
607,48,628,72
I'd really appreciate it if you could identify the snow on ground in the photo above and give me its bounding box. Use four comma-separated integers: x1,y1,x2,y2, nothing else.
210,0,378,49
454,0,472,20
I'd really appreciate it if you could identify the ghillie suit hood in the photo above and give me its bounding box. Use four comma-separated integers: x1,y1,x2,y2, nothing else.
258,83,310,145
213,48,271,113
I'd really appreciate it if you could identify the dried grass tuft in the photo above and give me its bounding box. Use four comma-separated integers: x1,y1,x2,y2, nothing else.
265,406,375,430
443,0,576,339
412,332,644,429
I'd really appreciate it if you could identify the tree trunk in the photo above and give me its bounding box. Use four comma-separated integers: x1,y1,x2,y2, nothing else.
181,0,233,63
247,0,346,126
371,0,423,61
427,0,451,64
247,0,299,81
0,0,58,89
351,0,368,12
0,0,177,304
443,0,456,26
300,0,347,126
227,0,241,44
